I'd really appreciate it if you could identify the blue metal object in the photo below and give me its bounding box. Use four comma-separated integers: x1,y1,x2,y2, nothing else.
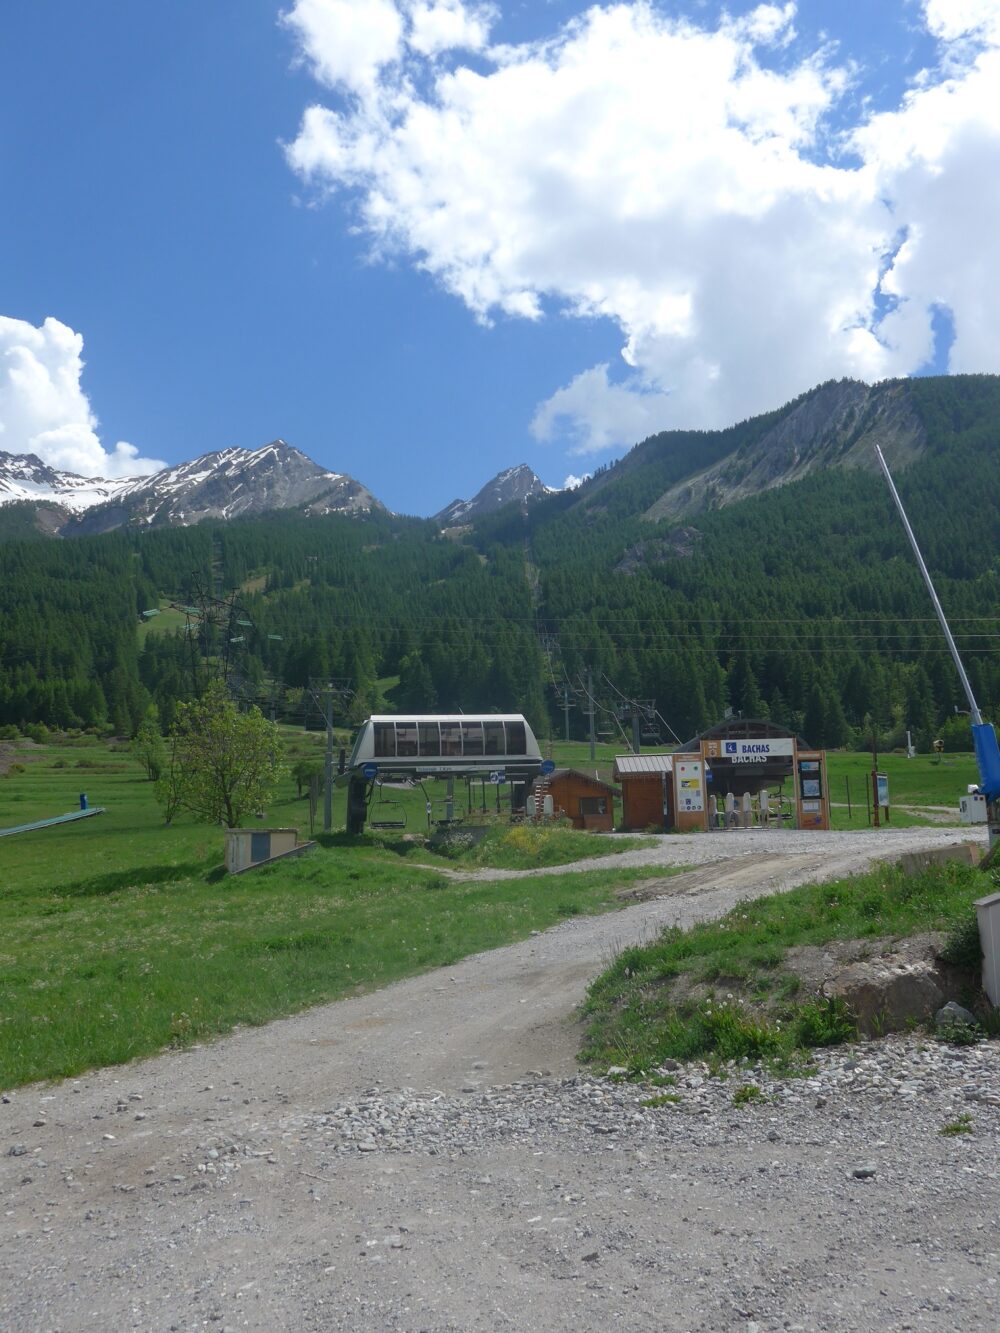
79,792,88,810
540,759,555,775
972,723,1000,800
362,762,378,780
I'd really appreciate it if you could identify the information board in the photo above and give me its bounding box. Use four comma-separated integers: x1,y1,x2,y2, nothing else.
674,759,704,813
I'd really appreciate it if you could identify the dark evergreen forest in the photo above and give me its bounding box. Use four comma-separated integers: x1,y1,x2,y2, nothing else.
1,375,998,751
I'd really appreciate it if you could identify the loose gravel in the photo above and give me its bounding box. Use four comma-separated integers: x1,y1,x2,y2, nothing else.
2,825,996,1332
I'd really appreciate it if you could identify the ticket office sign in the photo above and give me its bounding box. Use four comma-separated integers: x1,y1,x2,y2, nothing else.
720,739,795,763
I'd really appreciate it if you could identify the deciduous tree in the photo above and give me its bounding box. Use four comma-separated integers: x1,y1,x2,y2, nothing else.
156,683,284,827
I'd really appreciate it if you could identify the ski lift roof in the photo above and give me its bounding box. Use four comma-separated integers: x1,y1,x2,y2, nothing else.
366,714,530,723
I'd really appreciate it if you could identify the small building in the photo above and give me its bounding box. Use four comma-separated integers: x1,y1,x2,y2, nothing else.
613,754,674,831
532,768,619,832
225,827,315,874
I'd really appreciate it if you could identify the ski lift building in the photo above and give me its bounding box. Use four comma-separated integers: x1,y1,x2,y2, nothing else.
615,718,830,832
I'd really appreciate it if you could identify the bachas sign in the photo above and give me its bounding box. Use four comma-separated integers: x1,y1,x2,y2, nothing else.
721,739,795,763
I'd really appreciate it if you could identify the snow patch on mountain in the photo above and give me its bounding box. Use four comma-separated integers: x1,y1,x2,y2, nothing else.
0,439,383,534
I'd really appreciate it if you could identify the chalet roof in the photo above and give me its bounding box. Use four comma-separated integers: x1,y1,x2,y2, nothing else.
613,753,674,777
533,767,620,795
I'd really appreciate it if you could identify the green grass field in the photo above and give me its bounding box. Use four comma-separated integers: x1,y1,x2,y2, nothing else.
0,734,664,1088
0,728,982,1089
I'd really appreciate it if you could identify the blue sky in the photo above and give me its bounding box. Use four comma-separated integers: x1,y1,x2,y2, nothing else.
2,1,998,515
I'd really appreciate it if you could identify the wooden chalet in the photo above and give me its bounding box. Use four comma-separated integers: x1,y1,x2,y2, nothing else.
612,753,674,831
532,768,619,832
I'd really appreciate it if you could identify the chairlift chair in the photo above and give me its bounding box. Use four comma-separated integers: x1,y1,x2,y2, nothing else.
369,784,407,831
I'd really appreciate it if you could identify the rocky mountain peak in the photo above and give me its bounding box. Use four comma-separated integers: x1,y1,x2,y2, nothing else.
435,464,554,527
0,439,385,537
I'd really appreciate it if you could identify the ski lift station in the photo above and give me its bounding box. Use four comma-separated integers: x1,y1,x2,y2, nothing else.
339,713,544,835
614,718,830,832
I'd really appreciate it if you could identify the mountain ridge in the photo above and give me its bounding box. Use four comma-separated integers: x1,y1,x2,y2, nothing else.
0,440,386,537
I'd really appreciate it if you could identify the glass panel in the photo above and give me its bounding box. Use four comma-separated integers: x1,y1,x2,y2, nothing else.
580,797,607,815
418,721,440,756
484,721,505,756
440,722,462,756
461,721,484,755
374,722,395,758
505,720,526,755
395,722,418,757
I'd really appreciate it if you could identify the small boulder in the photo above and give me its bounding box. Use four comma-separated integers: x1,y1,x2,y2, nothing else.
935,1000,978,1029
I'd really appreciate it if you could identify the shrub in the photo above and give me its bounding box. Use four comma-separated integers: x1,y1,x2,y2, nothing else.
939,1113,974,1136
794,997,857,1048
732,1083,767,1107
936,1018,983,1046
940,910,983,972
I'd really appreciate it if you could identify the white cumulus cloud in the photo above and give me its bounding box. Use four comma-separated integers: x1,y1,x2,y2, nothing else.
284,0,1000,453
0,316,164,479
408,1,495,56
532,364,673,455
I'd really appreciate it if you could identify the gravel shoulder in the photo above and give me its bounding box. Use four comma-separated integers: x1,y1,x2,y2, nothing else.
1,825,994,1332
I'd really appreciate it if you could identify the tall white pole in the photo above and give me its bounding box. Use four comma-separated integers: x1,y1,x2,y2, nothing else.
874,446,983,726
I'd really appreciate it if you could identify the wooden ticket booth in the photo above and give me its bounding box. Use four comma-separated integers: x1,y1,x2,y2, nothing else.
614,754,675,830
677,719,830,831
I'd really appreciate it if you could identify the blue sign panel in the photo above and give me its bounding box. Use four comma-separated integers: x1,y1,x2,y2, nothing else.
540,759,556,775
362,763,378,780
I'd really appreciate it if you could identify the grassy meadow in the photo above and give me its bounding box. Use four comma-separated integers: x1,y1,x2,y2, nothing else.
0,726,981,1090
0,733,661,1088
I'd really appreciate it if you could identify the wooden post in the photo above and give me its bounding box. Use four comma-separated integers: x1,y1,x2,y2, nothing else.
865,771,871,827
845,776,852,820
872,731,880,829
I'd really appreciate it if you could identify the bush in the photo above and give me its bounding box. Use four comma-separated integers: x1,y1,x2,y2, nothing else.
732,1083,767,1107
793,997,857,1047
940,910,983,972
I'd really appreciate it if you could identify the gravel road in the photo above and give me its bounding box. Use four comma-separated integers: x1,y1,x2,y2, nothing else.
2,825,996,1333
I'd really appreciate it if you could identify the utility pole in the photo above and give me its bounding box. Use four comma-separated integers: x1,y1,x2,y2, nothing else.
307,677,353,834
562,684,573,742
587,667,596,762
871,728,880,830
323,683,335,834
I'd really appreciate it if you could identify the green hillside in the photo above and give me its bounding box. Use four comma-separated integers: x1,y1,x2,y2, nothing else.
1,374,999,750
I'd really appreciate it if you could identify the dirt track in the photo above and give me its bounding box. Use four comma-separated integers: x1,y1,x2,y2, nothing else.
1,826,995,1332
